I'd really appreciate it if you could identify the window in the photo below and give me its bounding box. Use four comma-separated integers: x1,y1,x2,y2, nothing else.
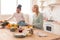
18,0,32,14
1,0,16,15
1,0,32,15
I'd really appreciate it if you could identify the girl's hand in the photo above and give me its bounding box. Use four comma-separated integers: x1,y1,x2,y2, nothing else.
0,20,3,23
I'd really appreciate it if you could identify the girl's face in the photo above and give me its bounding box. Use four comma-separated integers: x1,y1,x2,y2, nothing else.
16,8,21,13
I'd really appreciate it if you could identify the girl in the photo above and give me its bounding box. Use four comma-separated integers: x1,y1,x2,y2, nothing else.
7,4,26,26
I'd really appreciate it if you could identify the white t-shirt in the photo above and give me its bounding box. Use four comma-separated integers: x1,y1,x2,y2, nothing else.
7,12,24,23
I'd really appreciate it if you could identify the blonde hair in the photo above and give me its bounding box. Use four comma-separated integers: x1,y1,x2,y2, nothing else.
33,5,39,11
33,5,39,13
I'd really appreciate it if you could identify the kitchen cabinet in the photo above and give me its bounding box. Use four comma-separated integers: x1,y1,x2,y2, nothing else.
43,20,60,35
43,20,54,33
53,23,60,35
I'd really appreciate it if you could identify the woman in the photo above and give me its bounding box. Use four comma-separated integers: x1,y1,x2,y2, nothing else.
32,5,43,30
7,4,27,26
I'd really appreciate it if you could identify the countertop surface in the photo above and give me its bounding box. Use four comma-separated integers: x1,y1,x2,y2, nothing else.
0,29,60,40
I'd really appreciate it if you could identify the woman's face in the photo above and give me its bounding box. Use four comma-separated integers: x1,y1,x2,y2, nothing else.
32,7,37,12
16,8,21,13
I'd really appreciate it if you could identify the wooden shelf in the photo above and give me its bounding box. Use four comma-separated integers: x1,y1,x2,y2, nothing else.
48,3,60,6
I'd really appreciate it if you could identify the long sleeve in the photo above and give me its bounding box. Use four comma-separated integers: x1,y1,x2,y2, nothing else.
7,14,15,21
33,15,43,26
33,13,43,30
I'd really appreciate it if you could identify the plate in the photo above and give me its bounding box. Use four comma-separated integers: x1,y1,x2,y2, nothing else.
14,33,26,38
37,32,47,37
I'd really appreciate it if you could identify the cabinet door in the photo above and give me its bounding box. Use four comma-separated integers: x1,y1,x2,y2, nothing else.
53,23,60,35
43,21,54,33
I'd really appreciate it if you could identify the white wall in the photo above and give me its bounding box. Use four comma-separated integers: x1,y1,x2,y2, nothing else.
0,0,1,13
43,5,60,22
52,5,60,21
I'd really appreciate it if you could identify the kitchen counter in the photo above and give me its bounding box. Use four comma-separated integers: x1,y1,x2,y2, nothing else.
44,20,60,26
0,29,60,40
